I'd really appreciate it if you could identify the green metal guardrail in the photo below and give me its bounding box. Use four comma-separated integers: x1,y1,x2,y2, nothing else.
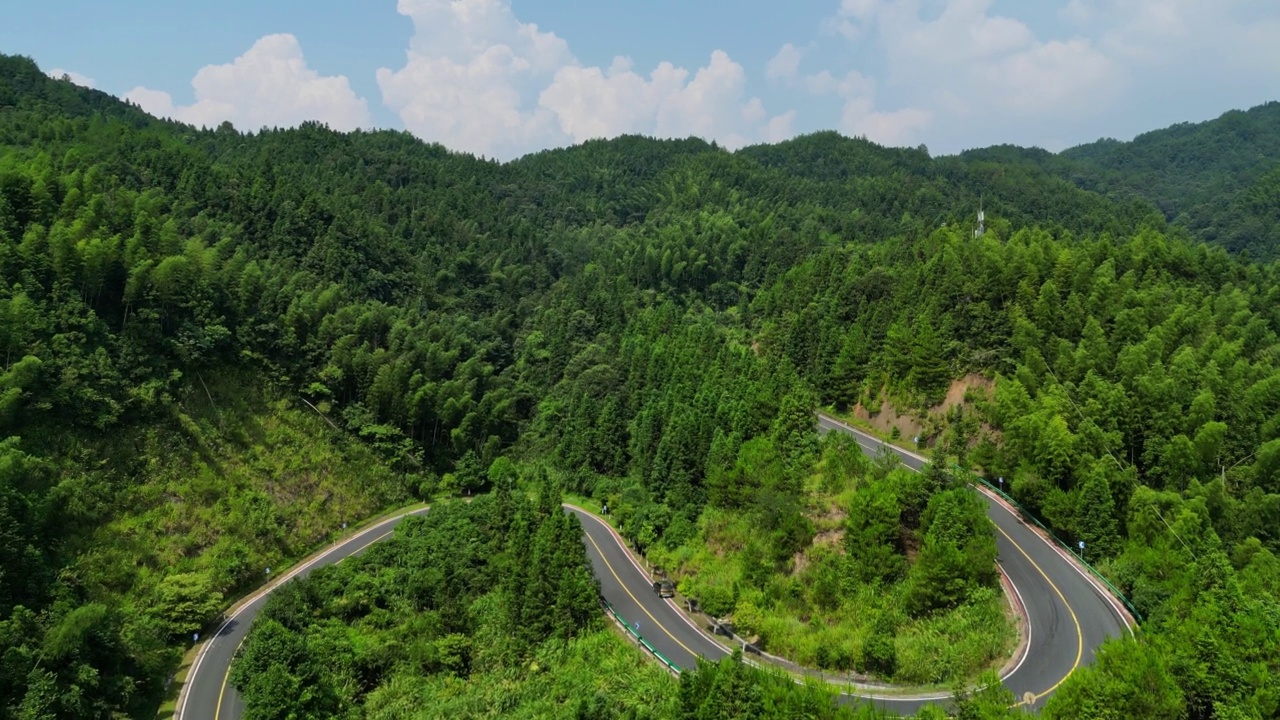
954,466,1144,623
603,599,682,674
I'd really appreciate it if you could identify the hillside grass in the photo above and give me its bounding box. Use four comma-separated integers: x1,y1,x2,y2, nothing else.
650,470,1015,686
20,366,421,720
72,370,414,609
362,629,678,719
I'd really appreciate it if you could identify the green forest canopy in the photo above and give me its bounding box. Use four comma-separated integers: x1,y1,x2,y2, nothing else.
0,52,1278,719
960,101,1280,258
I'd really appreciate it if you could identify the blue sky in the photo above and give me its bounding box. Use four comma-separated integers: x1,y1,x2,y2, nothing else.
5,1,1278,160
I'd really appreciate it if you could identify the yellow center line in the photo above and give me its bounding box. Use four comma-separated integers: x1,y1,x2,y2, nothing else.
213,661,233,720
827,419,1084,705
993,522,1084,704
581,525,702,661
213,527,398,720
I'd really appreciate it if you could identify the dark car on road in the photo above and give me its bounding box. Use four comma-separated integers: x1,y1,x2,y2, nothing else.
653,579,675,598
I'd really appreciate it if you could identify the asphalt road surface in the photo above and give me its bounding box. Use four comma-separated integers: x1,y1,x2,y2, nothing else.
178,508,430,720
180,417,1132,718
574,417,1132,714
814,413,1133,712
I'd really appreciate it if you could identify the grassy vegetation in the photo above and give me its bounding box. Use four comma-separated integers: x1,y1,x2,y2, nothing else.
59,369,415,645
225,494,671,718
820,408,930,459
9,53,1280,719
226,493,909,720
647,439,1016,686
361,629,678,719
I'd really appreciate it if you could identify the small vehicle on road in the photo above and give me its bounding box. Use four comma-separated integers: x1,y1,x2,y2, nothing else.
653,579,675,598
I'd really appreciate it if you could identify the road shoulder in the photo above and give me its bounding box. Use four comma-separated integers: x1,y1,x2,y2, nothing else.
169,502,429,720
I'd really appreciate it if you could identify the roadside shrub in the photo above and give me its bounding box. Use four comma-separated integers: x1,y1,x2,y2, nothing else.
697,583,735,618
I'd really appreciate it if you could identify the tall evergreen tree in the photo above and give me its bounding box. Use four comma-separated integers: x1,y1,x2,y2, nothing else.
1075,462,1120,559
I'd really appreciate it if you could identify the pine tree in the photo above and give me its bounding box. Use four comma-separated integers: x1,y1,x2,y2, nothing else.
590,396,628,475
820,430,868,493
909,316,951,406
503,502,535,647
770,388,818,469
704,429,743,509
882,321,912,380
1075,462,1120,558
843,480,905,585
829,326,870,408
1037,413,1077,486
690,650,764,720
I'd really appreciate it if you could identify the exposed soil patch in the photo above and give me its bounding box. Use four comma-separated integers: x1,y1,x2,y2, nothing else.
793,514,846,576
851,374,997,450
813,529,844,548
810,505,848,532
901,528,921,563
851,398,923,441
933,373,994,413
791,551,810,576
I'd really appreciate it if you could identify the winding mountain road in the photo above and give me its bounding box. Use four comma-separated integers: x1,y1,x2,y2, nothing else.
178,417,1132,719
176,509,432,720
814,414,1133,711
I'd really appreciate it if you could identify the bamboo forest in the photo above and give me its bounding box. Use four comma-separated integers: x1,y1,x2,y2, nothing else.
1,52,1279,720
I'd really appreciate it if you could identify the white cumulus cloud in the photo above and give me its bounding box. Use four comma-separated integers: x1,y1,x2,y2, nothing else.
854,0,1118,116
803,0,1280,152
125,34,371,132
48,69,95,88
799,68,932,146
377,0,793,159
1067,0,1280,71
376,0,568,158
766,44,803,82
812,0,1122,149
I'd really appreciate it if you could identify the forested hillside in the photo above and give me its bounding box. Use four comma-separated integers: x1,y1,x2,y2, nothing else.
1,51,1279,719
962,101,1280,258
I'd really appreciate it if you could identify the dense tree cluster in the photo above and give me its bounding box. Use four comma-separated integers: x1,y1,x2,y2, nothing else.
636,432,1010,685
962,101,1280,258
230,481,602,716
2,51,1280,719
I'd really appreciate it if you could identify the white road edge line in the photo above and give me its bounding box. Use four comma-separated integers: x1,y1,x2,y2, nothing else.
176,508,427,720
578,418,1066,704
999,563,1033,680
974,484,1136,636
565,505,652,581
185,414,1119,719
817,414,1045,698
572,503,971,703
1041,529,1136,634
823,413,1136,636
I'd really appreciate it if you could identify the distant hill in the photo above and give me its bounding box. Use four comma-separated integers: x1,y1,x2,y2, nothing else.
6,50,1274,256
737,130,1163,239
0,54,163,127
963,101,1280,257
5,49,1280,720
